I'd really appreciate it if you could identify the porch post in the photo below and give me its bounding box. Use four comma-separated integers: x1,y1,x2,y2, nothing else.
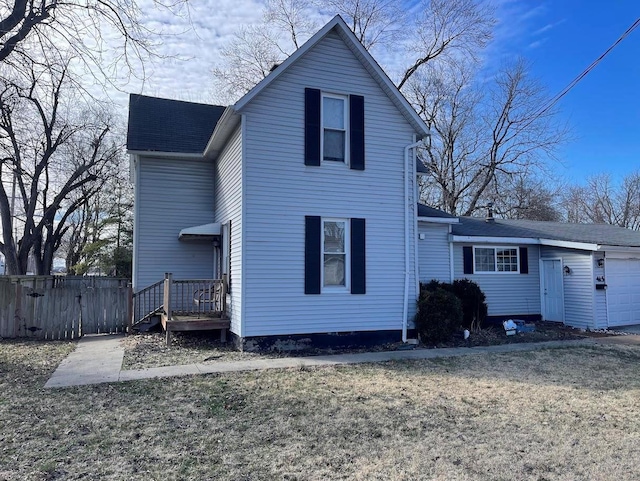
163,272,173,321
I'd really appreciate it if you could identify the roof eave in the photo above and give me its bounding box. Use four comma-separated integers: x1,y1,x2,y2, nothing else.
127,150,204,159
418,217,459,224
596,245,640,252
203,106,240,159
538,238,599,251
451,235,541,245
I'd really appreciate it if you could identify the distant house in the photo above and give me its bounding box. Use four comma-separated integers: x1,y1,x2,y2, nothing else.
128,15,640,348
418,208,640,330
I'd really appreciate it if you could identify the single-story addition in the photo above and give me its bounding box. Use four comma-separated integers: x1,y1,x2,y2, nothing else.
417,207,640,330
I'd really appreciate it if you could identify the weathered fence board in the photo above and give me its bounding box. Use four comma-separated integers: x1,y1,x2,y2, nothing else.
0,276,131,339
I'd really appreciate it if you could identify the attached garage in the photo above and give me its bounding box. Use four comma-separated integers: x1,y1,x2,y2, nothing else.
606,258,640,327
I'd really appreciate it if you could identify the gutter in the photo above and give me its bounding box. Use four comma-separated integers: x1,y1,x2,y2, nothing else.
402,139,424,344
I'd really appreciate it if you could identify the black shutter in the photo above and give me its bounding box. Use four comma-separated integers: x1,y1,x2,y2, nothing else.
349,95,365,170
304,88,321,166
351,218,366,294
305,216,321,294
519,247,529,274
463,246,473,275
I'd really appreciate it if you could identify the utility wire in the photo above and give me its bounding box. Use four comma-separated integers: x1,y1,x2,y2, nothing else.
534,17,640,119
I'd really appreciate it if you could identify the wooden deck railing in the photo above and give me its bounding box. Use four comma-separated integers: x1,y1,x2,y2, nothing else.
164,273,227,320
131,279,165,326
132,274,228,327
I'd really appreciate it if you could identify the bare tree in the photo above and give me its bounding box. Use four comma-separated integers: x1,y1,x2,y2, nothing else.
488,173,562,221
0,0,188,85
212,0,495,102
63,160,132,276
561,172,640,229
413,60,482,214
0,60,121,274
397,0,494,90
417,59,566,216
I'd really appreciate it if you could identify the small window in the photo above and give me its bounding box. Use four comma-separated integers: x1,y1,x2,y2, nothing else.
474,246,519,273
322,94,347,162
322,219,349,288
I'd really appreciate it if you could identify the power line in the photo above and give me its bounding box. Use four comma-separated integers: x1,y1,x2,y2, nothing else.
534,17,640,119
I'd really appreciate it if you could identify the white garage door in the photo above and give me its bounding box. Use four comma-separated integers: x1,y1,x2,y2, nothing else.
607,258,640,327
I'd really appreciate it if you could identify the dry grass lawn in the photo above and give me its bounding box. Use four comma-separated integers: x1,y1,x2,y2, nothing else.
2,339,640,480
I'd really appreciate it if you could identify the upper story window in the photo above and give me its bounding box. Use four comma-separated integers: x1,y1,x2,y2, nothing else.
323,218,349,288
305,88,364,170
474,246,519,273
322,94,348,163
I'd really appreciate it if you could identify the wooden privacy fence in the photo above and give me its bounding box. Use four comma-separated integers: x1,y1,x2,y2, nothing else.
0,276,132,340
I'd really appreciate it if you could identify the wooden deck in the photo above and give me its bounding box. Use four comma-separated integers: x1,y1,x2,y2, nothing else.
161,313,230,344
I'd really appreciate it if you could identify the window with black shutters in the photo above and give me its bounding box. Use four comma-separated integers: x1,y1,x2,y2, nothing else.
305,88,365,170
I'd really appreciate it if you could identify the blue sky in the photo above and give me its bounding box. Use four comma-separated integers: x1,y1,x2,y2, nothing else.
126,0,639,185
491,1,640,182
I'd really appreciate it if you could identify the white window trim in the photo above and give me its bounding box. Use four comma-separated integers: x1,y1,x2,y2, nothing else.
473,246,520,274
321,92,349,166
322,217,351,292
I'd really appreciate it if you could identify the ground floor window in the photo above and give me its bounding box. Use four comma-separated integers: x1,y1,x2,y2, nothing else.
474,246,519,273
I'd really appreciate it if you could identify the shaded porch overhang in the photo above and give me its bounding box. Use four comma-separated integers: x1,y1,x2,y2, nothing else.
178,222,221,241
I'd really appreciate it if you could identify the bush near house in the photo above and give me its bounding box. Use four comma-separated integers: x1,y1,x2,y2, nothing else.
421,279,488,331
415,287,463,343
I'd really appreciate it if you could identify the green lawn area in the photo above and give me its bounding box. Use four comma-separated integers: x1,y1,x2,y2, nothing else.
2,339,640,480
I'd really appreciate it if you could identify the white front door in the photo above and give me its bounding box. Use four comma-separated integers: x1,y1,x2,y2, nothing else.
542,259,564,322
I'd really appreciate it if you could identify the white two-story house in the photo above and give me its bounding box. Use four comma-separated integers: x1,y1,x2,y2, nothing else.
127,15,429,348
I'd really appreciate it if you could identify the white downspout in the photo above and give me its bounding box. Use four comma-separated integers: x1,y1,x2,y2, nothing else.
403,140,424,343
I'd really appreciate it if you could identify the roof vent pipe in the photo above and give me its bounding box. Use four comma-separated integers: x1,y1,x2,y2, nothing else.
486,202,495,223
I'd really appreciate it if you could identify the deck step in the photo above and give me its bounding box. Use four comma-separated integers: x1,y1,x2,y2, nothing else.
133,316,161,332
166,318,230,332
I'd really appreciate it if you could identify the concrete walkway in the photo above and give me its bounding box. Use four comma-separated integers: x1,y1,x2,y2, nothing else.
44,334,605,389
45,334,125,388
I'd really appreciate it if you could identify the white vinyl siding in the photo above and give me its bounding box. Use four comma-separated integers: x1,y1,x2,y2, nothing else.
418,222,451,283
241,30,417,337
454,244,541,317
541,247,594,330
593,253,607,329
214,126,243,335
133,157,214,291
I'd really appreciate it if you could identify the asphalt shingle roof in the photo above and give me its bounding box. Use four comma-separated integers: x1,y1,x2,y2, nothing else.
127,94,226,154
452,217,640,248
417,204,456,218
416,158,429,174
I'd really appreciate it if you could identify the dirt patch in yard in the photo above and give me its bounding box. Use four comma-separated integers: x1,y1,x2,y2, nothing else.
435,321,587,348
122,322,589,370
120,332,276,369
3,339,640,480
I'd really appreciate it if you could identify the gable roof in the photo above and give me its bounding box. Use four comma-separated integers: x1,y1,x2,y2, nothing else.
127,94,226,154
452,217,640,248
232,15,429,137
